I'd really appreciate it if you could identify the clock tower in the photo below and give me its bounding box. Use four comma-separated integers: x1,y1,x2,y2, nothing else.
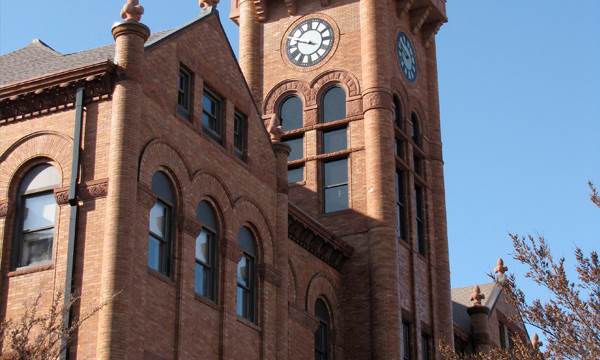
232,0,451,358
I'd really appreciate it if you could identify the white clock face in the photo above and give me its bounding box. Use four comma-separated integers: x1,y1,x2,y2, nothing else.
397,32,417,82
285,18,334,68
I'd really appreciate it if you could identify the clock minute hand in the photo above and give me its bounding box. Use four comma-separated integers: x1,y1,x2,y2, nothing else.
287,36,315,45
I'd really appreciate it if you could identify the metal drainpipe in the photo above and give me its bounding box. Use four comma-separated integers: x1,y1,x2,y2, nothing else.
60,86,84,360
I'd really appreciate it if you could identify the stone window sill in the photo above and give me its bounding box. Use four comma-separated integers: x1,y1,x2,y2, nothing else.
8,263,53,277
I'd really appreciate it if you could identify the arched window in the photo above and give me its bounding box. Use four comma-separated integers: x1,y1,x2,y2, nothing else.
148,172,175,276
411,112,421,145
15,164,60,268
236,226,257,322
321,86,346,123
393,96,403,128
314,299,331,360
280,96,303,131
195,201,219,300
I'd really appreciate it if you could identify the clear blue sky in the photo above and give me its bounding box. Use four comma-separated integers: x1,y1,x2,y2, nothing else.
2,1,599,294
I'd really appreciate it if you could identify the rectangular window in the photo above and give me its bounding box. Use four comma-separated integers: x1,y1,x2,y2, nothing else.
499,323,507,349
421,334,431,360
323,158,349,213
395,170,407,241
288,166,304,184
202,89,222,142
415,185,426,255
284,136,304,162
19,192,55,267
177,67,192,118
195,228,216,300
148,200,171,275
322,127,347,153
414,154,424,176
402,320,412,360
234,111,247,159
236,254,255,322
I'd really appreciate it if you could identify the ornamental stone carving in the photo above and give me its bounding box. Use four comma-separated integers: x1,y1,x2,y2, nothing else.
81,179,109,201
120,0,144,22
183,216,202,237
54,187,70,205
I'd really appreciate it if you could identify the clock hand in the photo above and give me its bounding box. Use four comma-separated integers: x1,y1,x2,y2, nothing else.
287,36,316,45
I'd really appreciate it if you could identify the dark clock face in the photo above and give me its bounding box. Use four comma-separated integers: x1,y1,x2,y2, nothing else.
285,18,334,68
397,32,417,82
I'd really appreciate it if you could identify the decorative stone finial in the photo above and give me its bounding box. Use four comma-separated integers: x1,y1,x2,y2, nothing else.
470,285,485,306
120,0,145,22
495,258,508,282
268,113,284,142
531,333,543,349
199,0,219,9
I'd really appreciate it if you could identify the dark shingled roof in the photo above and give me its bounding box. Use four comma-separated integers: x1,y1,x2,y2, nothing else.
0,8,215,87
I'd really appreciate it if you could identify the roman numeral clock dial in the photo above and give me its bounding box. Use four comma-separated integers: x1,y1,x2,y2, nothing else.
284,18,335,68
397,32,418,82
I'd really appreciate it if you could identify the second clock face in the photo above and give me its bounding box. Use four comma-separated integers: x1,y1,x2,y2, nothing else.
285,18,334,68
397,32,417,82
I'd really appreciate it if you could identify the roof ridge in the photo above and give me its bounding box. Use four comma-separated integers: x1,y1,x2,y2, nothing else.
30,39,62,55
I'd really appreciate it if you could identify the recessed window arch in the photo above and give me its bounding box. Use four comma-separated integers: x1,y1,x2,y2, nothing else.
148,171,176,276
393,95,403,128
195,200,219,301
315,298,332,360
14,163,60,268
410,112,421,145
236,226,257,323
321,85,346,123
279,95,304,131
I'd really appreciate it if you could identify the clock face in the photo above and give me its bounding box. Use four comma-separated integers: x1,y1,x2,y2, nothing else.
285,18,335,68
397,32,417,82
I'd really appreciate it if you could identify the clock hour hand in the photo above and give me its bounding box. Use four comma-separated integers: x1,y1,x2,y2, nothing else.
287,36,316,45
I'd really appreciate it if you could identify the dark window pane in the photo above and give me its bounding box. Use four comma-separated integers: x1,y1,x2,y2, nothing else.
148,236,160,271
396,171,407,241
202,90,222,139
422,335,430,360
236,286,246,317
415,185,426,255
395,138,404,158
23,193,56,231
411,112,420,144
234,111,247,158
280,96,303,131
151,172,175,204
325,185,348,213
237,227,256,256
414,154,424,176
322,86,346,122
288,167,304,183
402,321,412,360
284,137,304,161
324,159,348,187
195,263,206,296
393,96,403,128
177,68,191,115
323,127,347,153
21,229,53,266
197,201,218,232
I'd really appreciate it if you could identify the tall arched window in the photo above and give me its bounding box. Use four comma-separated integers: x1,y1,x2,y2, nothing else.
236,227,257,322
280,96,303,131
195,201,219,301
148,172,175,276
15,164,60,268
321,86,346,123
411,112,421,145
314,299,331,360
393,96,403,128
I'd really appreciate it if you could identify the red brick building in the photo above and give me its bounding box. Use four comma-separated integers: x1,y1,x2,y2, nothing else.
0,1,462,359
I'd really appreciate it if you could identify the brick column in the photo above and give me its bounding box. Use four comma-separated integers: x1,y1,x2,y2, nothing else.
96,20,150,360
273,141,291,360
467,305,491,353
425,39,453,349
238,0,262,105
360,1,401,359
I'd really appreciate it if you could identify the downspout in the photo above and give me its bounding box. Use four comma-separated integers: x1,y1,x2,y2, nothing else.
60,86,85,360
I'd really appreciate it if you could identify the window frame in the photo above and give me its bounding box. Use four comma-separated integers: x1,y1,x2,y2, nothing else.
395,170,408,242
415,184,426,256
177,65,193,119
402,319,413,360
202,87,224,143
148,198,174,276
321,126,348,154
236,227,258,323
322,157,349,214
314,299,332,360
279,95,304,132
320,85,347,123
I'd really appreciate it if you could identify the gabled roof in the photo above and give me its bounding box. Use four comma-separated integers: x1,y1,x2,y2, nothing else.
0,7,215,88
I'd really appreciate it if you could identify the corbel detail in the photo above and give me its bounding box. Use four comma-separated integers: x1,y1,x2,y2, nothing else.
0,200,8,218
284,0,297,15
410,6,432,34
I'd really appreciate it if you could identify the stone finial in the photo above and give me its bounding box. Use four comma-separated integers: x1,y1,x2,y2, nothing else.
120,0,145,22
531,333,543,350
199,0,219,9
495,258,509,282
470,285,485,306
268,113,284,142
